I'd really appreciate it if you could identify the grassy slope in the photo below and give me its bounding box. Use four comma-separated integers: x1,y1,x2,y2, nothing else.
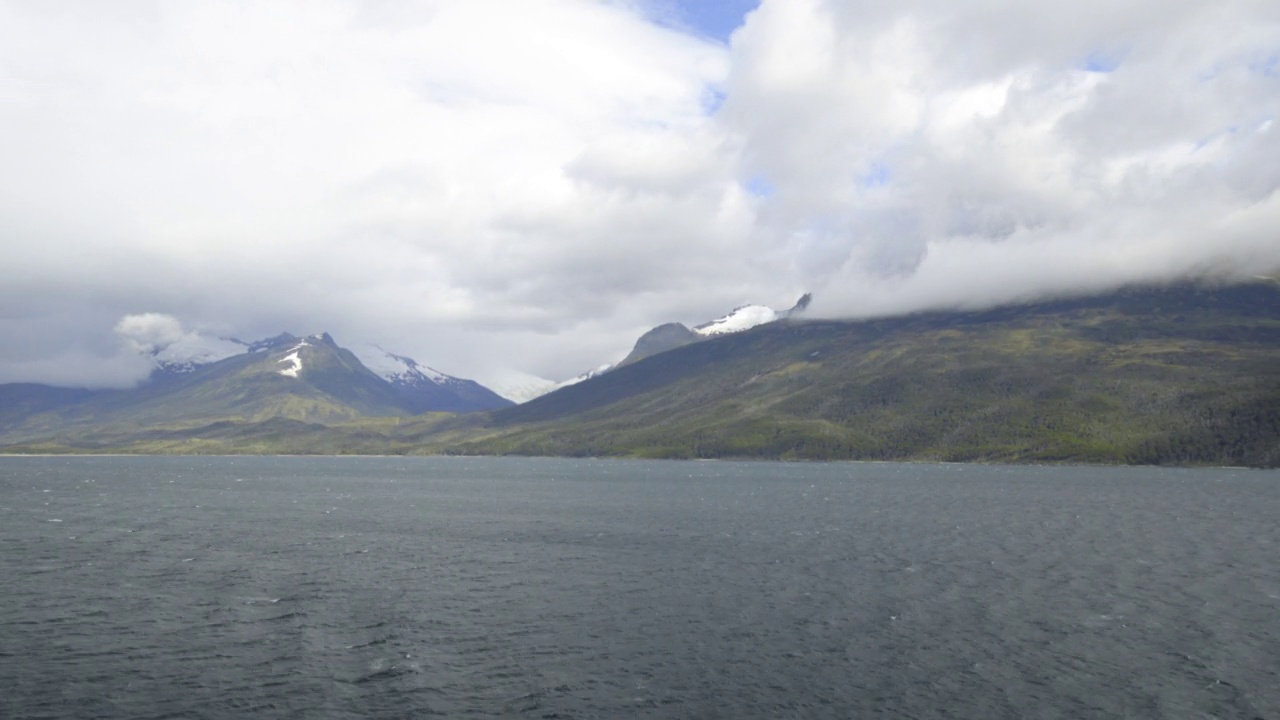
4,282,1279,466
0,343,410,445
444,283,1280,466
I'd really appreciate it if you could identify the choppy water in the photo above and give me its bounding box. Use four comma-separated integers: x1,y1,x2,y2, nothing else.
1,456,1278,719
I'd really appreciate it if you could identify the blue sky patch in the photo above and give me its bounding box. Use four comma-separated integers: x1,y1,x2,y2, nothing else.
1083,50,1121,73
702,87,727,115
1250,53,1279,77
638,0,761,44
745,175,774,198
861,162,892,188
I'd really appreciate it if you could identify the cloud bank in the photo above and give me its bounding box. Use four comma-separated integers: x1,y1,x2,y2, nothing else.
1,0,1277,388
723,0,1280,317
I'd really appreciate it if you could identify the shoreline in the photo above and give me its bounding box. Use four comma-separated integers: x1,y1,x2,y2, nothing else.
0,452,1273,471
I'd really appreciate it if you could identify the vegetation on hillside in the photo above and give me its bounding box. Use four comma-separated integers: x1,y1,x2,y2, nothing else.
443,282,1280,466
3,282,1278,466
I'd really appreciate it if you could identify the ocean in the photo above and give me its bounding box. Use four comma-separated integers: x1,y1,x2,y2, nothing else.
2,456,1277,718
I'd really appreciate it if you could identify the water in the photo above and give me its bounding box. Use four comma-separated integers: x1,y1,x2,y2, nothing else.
1,456,1277,719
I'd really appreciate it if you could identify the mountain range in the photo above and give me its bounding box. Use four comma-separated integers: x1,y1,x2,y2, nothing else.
0,296,805,446
2,282,1278,467
0,331,510,445
462,281,1280,465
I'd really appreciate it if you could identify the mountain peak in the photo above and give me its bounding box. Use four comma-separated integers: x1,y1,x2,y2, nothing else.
349,344,448,385
619,322,700,366
786,293,812,316
148,335,248,375
693,304,779,336
345,344,512,412
246,332,299,353
538,295,815,401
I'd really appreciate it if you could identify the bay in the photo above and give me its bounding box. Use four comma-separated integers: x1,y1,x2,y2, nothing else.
1,456,1277,718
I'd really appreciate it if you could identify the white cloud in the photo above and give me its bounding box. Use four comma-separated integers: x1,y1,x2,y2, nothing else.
114,313,190,354
0,0,1277,389
722,0,1280,318
114,312,247,370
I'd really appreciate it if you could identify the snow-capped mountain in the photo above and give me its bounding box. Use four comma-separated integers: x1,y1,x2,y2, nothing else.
144,331,305,375
147,336,249,374
246,332,305,354
692,305,779,336
687,294,808,339
343,343,511,413
123,295,811,409
485,365,616,405
484,371,562,405
556,363,614,389
531,295,813,401
129,329,509,413
350,344,452,387
689,294,809,337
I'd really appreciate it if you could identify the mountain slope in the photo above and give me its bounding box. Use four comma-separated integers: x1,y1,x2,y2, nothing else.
138,330,510,413
350,345,511,413
452,282,1280,466
0,332,510,445
617,323,701,367
0,384,109,434
0,336,392,443
4,282,1278,466
566,295,813,389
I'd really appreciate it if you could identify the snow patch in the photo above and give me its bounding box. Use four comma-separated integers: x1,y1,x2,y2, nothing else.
494,363,613,403
153,335,247,369
693,305,778,335
485,370,561,404
350,344,451,386
277,341,308,378
556,363,614,389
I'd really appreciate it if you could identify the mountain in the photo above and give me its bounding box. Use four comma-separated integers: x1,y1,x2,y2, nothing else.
618,323,701,367
149,334,251,375
484,372,562,405
613,295,810,369
0,331,510,447
446,281,1280,467
143,330,510,414
0,384,104,436
349,344,512,413
492,297,811,403
4,282,1279,467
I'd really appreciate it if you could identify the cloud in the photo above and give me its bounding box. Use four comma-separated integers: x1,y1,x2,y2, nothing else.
114,313,190,354
721,0,1280,317
0,0,740,385
0,0,1277,389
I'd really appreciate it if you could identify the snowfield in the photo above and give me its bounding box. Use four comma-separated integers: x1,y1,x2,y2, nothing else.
693,305,778,336
277,342,307,378
350,344,451,385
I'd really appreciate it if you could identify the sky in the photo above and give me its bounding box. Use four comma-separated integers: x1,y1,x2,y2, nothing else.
1,0,1278,391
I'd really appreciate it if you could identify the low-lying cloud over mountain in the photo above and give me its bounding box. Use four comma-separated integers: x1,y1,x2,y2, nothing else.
2,0,1277,389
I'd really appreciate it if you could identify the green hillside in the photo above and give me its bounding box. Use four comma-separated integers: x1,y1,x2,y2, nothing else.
445,282,1280,466
4,281,1279,466
0,335,410,445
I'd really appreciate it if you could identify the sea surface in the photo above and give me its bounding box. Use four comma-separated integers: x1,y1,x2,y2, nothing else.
1,456,1278,719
